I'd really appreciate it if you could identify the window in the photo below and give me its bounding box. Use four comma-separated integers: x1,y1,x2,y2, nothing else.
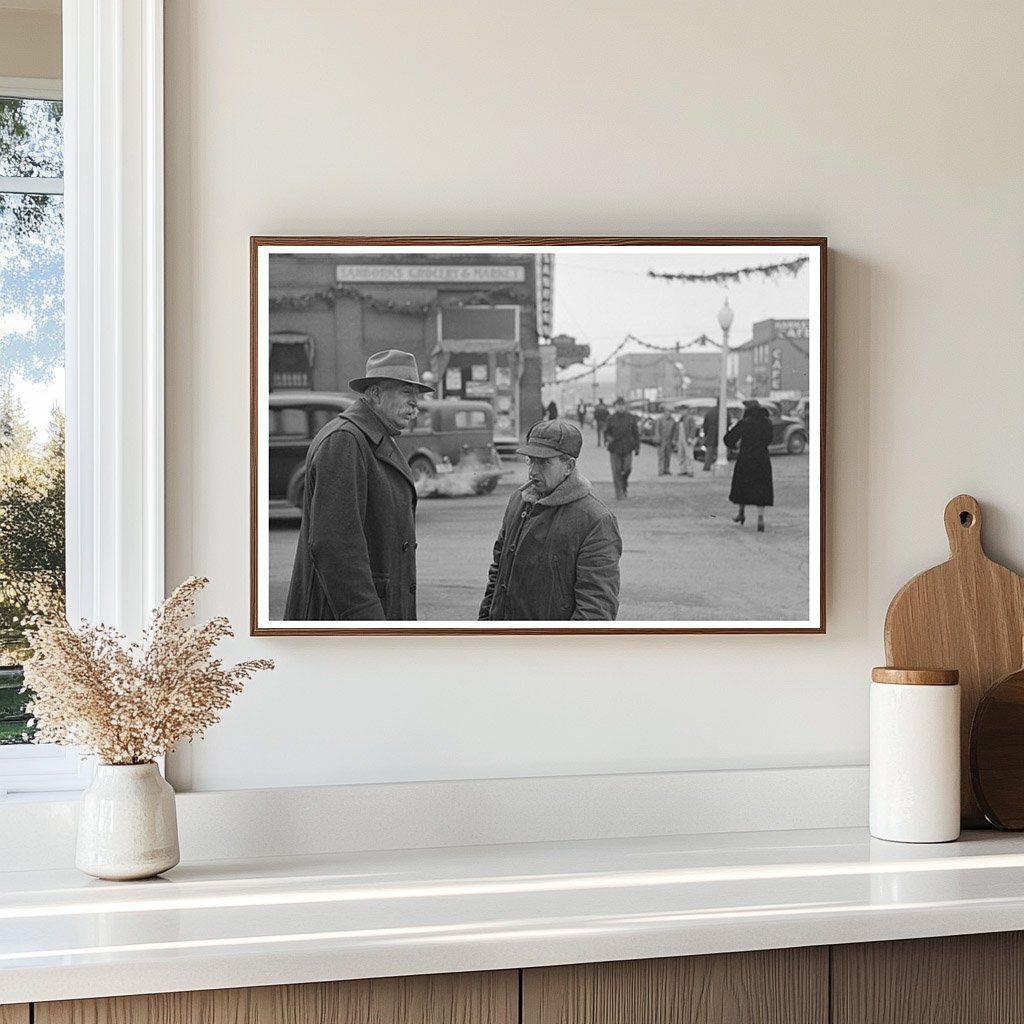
1,7,166,799
269,333,314,390
270,407,309,438
0,85,64,752
0,79,88,799
454,410,488,429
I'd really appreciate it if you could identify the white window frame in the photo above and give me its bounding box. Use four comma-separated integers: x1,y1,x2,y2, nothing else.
0,1,164,799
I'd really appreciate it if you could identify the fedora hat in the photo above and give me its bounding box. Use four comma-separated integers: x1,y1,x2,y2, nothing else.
349,349,435,394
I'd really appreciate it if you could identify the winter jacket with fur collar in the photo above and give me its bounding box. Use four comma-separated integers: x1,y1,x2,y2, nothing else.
479,472,621,621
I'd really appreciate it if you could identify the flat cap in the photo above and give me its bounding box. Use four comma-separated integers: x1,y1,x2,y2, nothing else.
516,419,584,459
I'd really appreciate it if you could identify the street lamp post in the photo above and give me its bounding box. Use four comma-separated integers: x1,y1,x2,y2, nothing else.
714,297,734,473
672,360,687,398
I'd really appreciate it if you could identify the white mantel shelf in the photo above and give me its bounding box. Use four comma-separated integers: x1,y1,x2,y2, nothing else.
5,826,1024,1004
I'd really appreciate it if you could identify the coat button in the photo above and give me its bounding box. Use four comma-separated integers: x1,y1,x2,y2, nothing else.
402,542,410,551
409,584,416,594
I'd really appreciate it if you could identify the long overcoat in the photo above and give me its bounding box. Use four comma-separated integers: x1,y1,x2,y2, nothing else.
724,412,774,507
479,473,622,621
284,399,418,621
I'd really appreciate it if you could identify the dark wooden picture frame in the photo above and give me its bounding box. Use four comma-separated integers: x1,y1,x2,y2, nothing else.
250,236,827,635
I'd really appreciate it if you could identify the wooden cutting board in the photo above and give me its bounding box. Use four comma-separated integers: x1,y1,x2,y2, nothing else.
884,494,1024,827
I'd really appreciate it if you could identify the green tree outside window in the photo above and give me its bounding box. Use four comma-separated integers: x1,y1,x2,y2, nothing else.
0,94,65,743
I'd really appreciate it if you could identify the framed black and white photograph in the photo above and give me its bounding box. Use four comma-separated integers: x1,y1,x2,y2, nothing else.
250,237,826,635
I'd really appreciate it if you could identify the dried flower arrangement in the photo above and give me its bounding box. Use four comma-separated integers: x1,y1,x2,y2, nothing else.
22,577,273,765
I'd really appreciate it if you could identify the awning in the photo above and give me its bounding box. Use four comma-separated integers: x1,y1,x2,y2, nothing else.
431,337,519,357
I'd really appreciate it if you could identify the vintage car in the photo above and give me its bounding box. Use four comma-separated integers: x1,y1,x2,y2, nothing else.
401,398,507,496
625,398,667,446
686,398,809,460
268,392,506,514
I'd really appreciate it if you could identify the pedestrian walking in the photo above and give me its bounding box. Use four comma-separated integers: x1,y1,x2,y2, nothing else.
676,410,696,477
284,349,434,620
603,397,640,500
479,420,622,621
723,403,774,532
592,397,610,446
545,400,559,420
575,400,587,427
653,405,678,476
701,404,719,471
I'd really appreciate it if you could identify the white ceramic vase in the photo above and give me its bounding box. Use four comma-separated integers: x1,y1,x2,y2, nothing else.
76,762,180,880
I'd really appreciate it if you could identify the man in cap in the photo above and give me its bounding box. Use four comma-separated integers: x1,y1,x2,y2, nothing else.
284,349,434,621
479,419,622,621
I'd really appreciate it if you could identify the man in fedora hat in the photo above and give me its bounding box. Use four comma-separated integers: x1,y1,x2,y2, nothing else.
479,419,622,621
284,350,434,621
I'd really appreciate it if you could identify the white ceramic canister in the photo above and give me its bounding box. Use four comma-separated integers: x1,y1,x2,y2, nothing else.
869,667,961,843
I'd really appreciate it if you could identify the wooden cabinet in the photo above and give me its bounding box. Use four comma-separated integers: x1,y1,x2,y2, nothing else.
35,972,518,1024
17,933,1024,1024
832,932,1024,1024
523,948,828,1024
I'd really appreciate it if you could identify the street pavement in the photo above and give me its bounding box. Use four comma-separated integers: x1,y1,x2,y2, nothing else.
267,434,812,623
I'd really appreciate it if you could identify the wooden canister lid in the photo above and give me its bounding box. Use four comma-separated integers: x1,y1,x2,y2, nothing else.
871,667,960,686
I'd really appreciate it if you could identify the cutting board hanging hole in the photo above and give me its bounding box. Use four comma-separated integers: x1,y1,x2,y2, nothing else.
944,494,982,556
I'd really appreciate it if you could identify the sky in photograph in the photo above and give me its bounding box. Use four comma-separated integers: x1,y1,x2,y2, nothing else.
549,249,812,374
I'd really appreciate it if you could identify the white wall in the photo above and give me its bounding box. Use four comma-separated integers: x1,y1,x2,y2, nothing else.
0,8,60,80
163,0,1024,791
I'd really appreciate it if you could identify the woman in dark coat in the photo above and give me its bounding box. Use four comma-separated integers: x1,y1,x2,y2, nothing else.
723,404,774,532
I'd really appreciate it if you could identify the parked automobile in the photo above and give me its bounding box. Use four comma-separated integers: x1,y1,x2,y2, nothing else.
792,395,811,427
625,399,666,446
688,398,808,461
401,398,506,496
268,392,506,515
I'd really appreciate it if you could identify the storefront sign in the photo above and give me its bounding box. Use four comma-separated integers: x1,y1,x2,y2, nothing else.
771,348,784,390
773,319,810,339
336,265,526,284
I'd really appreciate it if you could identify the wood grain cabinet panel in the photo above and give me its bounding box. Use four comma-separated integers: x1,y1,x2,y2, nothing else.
522,949,828,1024
0,1006,29,1024
36,971,518,1024
832,932,1024,1024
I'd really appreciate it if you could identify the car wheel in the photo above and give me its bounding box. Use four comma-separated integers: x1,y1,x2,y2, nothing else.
786,430,807,455
474,477,498,495
409,455,436,487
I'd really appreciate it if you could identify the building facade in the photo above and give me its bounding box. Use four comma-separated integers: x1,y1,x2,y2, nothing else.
268,253,544,444
615,350,725,402
733,319,810,399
